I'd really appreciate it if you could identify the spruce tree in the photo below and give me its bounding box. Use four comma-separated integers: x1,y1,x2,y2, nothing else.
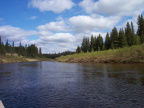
137,14,144,43
94,36,97,51
18,42,23,56
131,22,136,45
81,37,87,52
105,32,111,50
76,46,81,53
98,34,103,50
11,42,15,53
118,28,128,47
95,34,103,51
39,47,42,56
81,37,85,52
0,42,6,54
96,36,99,51
110,27,119,49
5,39,10,53
90,34,94,52
81,37,90,53
86,38,90,52
125,22,133,46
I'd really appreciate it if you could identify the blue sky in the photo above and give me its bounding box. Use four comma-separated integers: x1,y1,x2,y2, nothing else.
0,0,144,53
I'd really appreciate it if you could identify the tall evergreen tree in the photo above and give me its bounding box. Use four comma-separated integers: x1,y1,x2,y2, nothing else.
118,28,128,47
5,39,10,53
125,22,133,46
95,36,100,51
137,14,144,43
11,42,15,53
81,37,90,52
90,34,95,52
86,38,90,52
105,32,111,50
0,42,6,54
98,34,103,50
76,46,81,53
94,36,97,51
110,27,119,49
18,42,23,56
39,47,42,56
81,37,86,52
131,22,136,45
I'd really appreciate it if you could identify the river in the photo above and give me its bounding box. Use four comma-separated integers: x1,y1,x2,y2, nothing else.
0,61,144,108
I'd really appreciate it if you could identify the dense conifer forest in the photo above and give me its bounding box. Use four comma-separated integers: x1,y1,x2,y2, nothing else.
0,38,42,57
76,14,144,53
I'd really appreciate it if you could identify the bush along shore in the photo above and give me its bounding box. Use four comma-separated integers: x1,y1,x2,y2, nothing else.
56,44,144,63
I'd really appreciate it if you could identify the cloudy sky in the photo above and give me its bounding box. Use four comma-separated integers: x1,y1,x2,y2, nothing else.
0,0,144,53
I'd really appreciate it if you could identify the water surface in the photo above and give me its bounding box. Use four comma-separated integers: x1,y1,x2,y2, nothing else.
0,61,144,108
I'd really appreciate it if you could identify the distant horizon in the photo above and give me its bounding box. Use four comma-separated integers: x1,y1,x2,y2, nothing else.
0,0,144,53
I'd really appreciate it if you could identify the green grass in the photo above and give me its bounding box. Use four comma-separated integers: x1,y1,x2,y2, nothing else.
0,55,28,63
0,55,50,64
56,44,144,63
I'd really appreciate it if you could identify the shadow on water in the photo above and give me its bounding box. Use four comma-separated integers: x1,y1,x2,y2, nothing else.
0,72,12,78
19,62,40,67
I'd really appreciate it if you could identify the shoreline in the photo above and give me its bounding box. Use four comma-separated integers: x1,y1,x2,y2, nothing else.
56,56,144,64
62,57,144,64
0,55,50,64
56,44,144,64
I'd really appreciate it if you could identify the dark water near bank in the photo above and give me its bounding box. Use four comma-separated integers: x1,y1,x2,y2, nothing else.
0,61,144,108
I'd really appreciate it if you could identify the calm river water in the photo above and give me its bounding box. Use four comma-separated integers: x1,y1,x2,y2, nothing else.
0,61,144,108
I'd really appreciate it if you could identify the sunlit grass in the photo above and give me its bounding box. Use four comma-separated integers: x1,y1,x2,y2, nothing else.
56,43,144,63
0,55,50,63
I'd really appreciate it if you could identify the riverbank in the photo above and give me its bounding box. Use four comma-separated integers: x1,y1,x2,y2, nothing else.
0,55,50,64
56,44,144,63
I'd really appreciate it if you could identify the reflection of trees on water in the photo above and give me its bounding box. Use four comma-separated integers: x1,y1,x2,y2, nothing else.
79,63,144,85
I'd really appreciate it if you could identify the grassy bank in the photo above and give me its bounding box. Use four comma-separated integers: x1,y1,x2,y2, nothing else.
0,55,50,64
56,44,144,63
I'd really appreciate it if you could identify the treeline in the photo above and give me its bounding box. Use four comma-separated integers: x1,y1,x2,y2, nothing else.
0,38,42,57
76,14,144,53
44,51,74,59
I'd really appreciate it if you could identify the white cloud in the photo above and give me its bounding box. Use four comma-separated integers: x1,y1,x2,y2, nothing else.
28,0,75,13
37,32,76,53
0,25,37,42
79,0,144,16
38,42,76,53
69,14,121,33
40,33,75,43
30,16,38,20
37,21,69,32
